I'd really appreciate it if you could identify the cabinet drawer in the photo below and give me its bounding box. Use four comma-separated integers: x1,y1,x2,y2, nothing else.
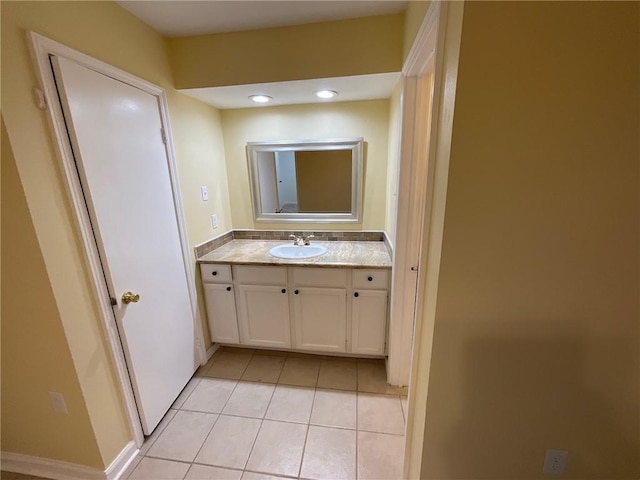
353,269,389,290
200,264,232,283
292,267,347,287
235,265,287,285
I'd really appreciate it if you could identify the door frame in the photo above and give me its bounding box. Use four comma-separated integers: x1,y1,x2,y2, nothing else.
397,1,465,478
387,4,438,388
27,32,206,447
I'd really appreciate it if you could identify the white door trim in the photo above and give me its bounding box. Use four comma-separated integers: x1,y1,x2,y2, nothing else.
388,0,441,387
399,1,465,478
27,32,206,447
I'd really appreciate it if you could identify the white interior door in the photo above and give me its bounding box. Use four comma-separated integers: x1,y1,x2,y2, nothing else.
51,56,198,434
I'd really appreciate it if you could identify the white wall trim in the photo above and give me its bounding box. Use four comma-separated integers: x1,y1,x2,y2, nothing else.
401,1,465,479
26,32,206,448
206,343,220,361
388,0,441,388
2,441,138,480
104,441,138,480
2,451,106,480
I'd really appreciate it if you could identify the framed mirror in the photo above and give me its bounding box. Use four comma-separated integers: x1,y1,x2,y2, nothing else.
246,138,364,223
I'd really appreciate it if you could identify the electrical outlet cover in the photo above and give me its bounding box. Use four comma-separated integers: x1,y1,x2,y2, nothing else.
543,449,568,476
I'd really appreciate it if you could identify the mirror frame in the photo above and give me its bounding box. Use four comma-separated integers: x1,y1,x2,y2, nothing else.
246,137,364,223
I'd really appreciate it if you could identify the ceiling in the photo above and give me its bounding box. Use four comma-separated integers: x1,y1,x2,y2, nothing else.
181,73,401,109
117,1,406,109
117,1,408,38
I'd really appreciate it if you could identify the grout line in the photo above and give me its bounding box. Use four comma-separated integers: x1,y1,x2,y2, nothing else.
141,454,197,465
241,375,278,472
242,417,265,473
355,378,359,480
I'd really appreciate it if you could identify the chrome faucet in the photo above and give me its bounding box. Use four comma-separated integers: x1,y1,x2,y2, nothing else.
289,233,315,246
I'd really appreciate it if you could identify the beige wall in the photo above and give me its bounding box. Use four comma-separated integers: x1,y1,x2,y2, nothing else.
1,0,231,467
1,118,104,468
221,100,391,230
385,80,402,247
421,2,640,478
295,150,352,213
403,1,432,61
168,14,403,89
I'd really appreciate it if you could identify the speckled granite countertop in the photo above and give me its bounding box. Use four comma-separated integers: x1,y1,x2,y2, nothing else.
197,239,392,269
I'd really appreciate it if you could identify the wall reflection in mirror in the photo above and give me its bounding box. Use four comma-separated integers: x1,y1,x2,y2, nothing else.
247,138,363,223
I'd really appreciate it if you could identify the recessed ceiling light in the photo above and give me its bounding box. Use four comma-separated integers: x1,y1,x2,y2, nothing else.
249,95,272,104
315,90,338,99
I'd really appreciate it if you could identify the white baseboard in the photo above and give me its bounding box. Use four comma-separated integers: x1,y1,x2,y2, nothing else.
104,441,138,480
206,343,220,362
2,441,139,480
1,451,104,480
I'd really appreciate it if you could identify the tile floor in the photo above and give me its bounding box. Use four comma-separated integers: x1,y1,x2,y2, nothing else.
1,347,407,480
125,347,407,480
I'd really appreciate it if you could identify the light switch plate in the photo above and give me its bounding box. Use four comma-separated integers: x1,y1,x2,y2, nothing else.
201,186,208,201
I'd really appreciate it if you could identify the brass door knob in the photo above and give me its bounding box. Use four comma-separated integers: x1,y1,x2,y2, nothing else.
121,291,140,304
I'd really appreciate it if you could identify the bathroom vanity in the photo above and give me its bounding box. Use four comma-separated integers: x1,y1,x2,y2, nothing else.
197,238,392,357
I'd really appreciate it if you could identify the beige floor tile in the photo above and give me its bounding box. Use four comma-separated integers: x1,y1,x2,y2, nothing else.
357,361,403,394
181,377,237,413
241,473,290,480
310,388,356,429
241,355,286,383
140,408,178,455
172,377,201,409
357,431,404,480
358,393,405,435
317,358,357,391
245,420,307,477
195,415,261,469
265,385,314,423
185,464,242,479
128,457,190,480
147,410,217,462
222,382,275,418
300,425,356,480
205,351,253,380
278,357,320,387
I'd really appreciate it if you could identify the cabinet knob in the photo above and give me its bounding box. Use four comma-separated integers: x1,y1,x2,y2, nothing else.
354,292,359,298
226,286,231,292
367,276,373,282
294,289,299,295
281,288,286,294
211,271,217,276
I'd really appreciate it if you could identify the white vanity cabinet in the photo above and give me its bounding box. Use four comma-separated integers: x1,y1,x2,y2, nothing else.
200,264,239,344
234,266,291,348
200,262,390,356
350,269,389,355
291,268,347,353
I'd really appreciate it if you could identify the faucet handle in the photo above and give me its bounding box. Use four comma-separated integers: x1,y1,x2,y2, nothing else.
303,234,315,245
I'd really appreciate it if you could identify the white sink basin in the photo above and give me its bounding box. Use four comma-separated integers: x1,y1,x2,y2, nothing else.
269,244,328,259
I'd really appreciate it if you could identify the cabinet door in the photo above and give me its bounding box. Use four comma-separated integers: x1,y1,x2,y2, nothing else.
293,288,347,353
203,284,239,344
351,290,387,355
237,285,291,348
